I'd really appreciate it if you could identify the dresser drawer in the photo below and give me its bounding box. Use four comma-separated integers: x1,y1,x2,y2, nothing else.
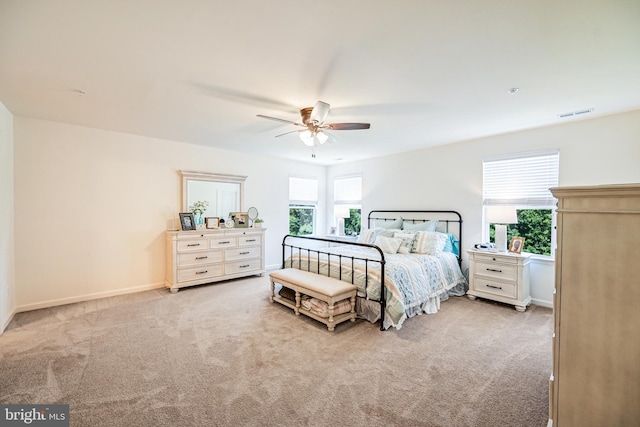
178,264,224,282
225,246,261,261
225,259,261,275
177,250,223,267
210,237,237,248
239,234,262,246
177,239,208,252
474,261,517,282
473,277,517,299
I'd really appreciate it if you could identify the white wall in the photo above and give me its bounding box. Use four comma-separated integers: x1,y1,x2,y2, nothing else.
12,110,640,312
328,110,640,307
13,117,325,311
0,100,15,332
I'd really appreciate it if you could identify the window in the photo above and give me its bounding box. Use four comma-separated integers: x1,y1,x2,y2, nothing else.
289,177,317,236
483,151,559,256
334,175,362,235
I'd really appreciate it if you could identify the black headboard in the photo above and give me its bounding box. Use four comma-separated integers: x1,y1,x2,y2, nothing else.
367,210,463,265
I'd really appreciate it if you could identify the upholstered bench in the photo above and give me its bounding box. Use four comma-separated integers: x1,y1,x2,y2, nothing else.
269,268,357,331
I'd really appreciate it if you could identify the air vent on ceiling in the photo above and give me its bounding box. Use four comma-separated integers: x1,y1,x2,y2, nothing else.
558,108,594,118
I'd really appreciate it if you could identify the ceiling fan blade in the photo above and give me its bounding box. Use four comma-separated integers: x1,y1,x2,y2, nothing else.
256,114,303,126
324,123,371,130
274,129,302,138
310,101,330,124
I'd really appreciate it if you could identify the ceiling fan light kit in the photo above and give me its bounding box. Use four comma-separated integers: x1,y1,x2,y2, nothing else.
257,101,371,156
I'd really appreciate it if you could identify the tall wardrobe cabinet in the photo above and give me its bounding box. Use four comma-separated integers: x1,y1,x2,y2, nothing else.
548,184,640,426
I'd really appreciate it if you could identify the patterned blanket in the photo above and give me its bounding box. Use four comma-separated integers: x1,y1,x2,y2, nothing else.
284,245,467,329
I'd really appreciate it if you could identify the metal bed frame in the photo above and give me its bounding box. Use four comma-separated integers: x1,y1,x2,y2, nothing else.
281,210,463,330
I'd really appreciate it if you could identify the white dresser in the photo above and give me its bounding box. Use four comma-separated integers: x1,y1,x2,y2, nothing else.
166,228,266,292
466,249,531,312
548,184,640,426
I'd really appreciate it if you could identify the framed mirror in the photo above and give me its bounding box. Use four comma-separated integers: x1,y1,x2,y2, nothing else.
181,171,246,220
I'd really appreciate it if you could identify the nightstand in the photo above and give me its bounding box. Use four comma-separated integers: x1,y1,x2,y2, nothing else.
466,249,531,312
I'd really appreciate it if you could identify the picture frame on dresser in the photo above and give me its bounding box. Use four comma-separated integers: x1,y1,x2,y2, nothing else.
205,217,220,229
509,237,524,254
179,213,196,231
232,212,249,228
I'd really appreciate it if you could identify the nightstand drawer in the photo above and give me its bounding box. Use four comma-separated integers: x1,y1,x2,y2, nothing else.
474,277,517,299
473,252,519,265
475,261,518,282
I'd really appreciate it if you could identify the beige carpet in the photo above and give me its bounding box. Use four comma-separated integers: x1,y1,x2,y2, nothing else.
1,275,553,426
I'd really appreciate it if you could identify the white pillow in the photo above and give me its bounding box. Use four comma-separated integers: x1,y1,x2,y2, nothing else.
413,231,448,256
402,220,438,232
374,235,403,254
374,217,403,229
393,231,418,254
357,228,375,244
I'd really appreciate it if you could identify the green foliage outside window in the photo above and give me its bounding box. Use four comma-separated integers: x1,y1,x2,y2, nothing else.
289,207,314,236
343,208,362,236
490,209,553,256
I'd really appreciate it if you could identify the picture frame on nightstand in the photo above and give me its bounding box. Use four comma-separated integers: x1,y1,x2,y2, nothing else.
509,237,524,254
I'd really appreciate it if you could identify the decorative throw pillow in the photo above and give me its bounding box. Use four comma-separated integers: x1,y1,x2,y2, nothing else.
402,220,438,232
372,228,400,241
393,231,418,254
374,217,403,230
442,233,460,256
435,221,448,233
413,231,448,257
357,228,375,244
373,235,403,254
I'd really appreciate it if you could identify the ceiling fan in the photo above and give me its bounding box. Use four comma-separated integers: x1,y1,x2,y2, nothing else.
257,101,370,148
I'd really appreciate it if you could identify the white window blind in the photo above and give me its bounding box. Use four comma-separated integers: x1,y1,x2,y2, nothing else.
289,177,318,204
334,176,362,204
483,151,559,206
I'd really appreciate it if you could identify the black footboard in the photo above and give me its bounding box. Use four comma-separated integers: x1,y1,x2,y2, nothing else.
281,235,387,331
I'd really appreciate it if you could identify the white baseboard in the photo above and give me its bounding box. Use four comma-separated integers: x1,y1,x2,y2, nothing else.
15,282,166,314
265,263,282,272
1,307,17,334
531,298,553,309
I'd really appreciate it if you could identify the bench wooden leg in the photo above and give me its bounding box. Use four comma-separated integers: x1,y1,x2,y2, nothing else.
269,279,275,302
294,291,301,315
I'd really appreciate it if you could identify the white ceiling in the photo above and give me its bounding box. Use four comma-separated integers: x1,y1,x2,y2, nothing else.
1,0,639,165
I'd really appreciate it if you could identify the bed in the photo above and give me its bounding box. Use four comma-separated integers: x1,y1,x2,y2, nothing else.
280,210,468,330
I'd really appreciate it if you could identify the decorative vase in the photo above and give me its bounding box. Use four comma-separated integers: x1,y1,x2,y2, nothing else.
195,213,205,229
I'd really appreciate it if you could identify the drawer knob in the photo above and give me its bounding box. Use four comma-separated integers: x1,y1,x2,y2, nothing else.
240,251,250,255
219,241,231,244
239,264,250,268
246,239,256,242
195,256,208,260
195,270,208,275
486,268,503,273
187,243,201,247
486,284,503,290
